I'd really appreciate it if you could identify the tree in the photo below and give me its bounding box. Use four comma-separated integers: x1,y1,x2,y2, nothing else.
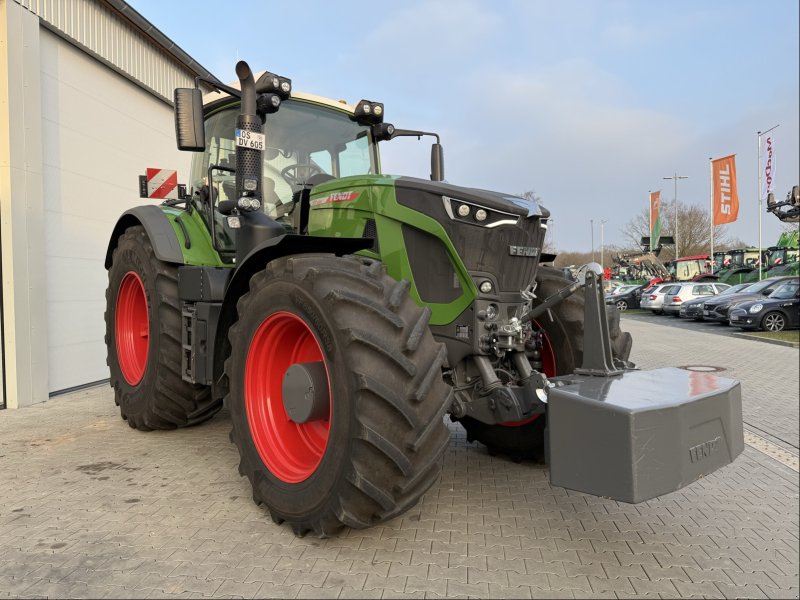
620,199,738,258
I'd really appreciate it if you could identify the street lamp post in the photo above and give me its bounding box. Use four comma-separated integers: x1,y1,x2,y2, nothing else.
663,173,688,260
600,219,607,270
590,219,595,262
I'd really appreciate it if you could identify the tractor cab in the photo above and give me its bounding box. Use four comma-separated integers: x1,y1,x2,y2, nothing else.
190,92,379,251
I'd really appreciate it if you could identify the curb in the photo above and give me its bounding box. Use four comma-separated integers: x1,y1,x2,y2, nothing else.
731,332,800,348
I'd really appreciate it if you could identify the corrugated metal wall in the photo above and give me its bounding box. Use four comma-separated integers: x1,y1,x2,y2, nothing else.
13,0,199,103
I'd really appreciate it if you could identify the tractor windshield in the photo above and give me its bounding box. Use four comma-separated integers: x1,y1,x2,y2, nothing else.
190,99,376,248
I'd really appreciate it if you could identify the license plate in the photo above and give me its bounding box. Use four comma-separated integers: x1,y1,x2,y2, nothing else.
730,316,739,321
235,128,265,150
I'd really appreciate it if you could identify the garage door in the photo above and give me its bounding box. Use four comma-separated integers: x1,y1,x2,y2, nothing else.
39,29,190,394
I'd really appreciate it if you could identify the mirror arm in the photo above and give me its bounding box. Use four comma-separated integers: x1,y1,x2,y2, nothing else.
194,76,241,99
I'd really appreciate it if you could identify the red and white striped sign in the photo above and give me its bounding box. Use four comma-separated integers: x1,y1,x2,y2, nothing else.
145,168,179,199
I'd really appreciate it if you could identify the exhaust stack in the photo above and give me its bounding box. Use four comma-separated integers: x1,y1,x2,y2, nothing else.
235,61,262,203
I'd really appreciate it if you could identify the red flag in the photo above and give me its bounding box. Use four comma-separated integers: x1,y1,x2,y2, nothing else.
711,155,739,224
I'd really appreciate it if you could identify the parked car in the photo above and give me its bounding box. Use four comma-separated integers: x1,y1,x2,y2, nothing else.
680,283,752,320
604,284,645,311
729,280,800,331
663,282,731,316
703,276,799,324
640,283,678,314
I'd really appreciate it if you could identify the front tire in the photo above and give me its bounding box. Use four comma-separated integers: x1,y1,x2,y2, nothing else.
226,255,451,536
459,266,632,460
105,226,221,430
762,311,786,332
616,299,628,311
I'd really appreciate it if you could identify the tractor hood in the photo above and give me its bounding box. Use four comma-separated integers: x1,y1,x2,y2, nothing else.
393,177,550,219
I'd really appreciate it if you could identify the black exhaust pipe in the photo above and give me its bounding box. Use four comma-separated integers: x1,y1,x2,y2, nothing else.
235,61,262,202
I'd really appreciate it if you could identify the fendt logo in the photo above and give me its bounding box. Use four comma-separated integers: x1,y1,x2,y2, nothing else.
688,436,721,463
508,245,539,257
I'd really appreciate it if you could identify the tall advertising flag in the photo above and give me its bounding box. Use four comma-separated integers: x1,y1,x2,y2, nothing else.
711,155,739,224
761,132,776,200
650,191,662,249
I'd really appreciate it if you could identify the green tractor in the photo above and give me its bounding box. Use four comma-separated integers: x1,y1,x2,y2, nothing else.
105,61,743,536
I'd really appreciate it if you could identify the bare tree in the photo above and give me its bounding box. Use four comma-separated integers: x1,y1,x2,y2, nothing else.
620,199,737,257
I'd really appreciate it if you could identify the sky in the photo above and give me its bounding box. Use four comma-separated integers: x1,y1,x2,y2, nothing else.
131,0,799,253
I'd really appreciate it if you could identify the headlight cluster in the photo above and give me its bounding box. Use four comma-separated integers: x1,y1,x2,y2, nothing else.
442,196,519,228
353,100,385,125
237,197,261,211
255,71,292,100
749,304,763,314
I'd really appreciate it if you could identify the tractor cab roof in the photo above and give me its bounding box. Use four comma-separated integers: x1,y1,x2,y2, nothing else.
202,72,357,115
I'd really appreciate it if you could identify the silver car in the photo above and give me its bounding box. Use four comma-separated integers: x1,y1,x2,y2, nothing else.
663,282,731,316
640,283,676,314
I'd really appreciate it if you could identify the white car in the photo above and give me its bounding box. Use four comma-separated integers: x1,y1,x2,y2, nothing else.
662,282,731,316
639,283,675,314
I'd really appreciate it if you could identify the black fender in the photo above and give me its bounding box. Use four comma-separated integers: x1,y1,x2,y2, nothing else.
105,205,184,269
211,233,372,400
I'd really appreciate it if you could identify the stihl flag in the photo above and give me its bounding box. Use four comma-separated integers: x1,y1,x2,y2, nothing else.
650,191,662,249
712,155,739,224
761,133,776,201
145,168,178,199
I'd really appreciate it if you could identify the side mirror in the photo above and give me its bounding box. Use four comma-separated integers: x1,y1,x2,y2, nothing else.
174,88,205,151
431,143,444,182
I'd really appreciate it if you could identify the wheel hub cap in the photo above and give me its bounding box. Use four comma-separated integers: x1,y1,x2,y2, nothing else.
245,312,331,483
115,272,149,386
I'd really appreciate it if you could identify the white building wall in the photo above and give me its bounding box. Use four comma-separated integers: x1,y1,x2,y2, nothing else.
39,27,190,393
1,0,202,405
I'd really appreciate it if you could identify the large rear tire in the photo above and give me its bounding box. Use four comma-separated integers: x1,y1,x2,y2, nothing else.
459,265,633,460
105,226,221,430
226,255,451,537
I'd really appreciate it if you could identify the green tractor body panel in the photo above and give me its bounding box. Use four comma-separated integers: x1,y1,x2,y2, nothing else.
162,206,231,267
307,175,478,326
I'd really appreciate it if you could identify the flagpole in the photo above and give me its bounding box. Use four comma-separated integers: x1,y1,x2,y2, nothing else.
758,124,780,281
709,158,714,267
649,190,652,251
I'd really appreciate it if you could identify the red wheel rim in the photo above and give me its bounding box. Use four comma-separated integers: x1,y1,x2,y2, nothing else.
115,272,150,386
500,322,556,427
245,311,331,483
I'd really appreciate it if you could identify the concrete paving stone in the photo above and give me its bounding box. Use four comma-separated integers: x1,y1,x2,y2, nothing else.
426,564,467,583
682,566,735,585
363,574,407,594
674,579,729,598
485,556,526,574
506,571,549,589
404,575,447,596
714,581,771,598
243,565,294,586
528,588,576,599
540,549,580,565
214,579,264,599
409,550,448,568
337,587,381,600
445,579,489,597
429,541,468,556
546,574,593,594
448,554,486,570
725,568,782,587
629,576,681,596
466,566,507,586
348,561,391,577
395,541,434,555
576,550,621,566
587,574,637,595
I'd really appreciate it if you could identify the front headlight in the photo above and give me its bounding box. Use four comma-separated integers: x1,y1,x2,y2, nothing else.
749,304,763,314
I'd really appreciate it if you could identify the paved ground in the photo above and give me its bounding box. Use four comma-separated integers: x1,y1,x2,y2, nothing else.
1,319,798,599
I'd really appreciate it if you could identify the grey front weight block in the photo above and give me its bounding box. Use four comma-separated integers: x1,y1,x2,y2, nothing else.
547,367,743,503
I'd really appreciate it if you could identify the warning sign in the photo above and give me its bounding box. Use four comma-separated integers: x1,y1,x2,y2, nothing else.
144,168,179,199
